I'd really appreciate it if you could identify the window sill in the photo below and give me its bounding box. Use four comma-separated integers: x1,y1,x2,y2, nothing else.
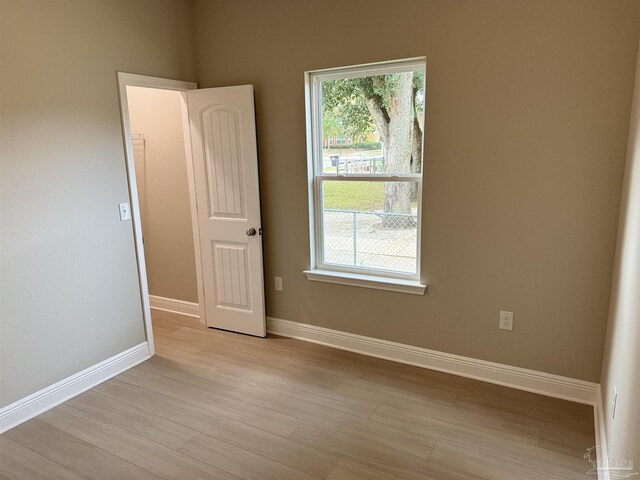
303,269,426,295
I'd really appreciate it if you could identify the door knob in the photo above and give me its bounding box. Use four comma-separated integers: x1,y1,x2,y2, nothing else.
246,227,257,236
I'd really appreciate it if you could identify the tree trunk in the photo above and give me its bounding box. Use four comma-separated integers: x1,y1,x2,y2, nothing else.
361,73,417,227
411,116,422,174
364,96,389,145
409,116,423,202
382,72,414,226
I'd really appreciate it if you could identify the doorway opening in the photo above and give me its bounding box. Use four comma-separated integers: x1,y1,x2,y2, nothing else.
117,74,203,354
117,73,266,345
127,87,203,313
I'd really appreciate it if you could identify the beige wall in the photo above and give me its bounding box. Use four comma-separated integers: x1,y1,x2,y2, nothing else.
127,87,198,303
600,41,640,467
0,0,194,407
2,0,639,413
193,0,640,381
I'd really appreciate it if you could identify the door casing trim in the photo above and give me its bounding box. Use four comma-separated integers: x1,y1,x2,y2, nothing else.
116,72,204,355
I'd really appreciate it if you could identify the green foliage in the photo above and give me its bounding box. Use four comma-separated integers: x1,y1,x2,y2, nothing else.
413,71,425,116
351,141,381,150
321,71,424,139
355,74,397,114
322,79,375,140
321,110,343,140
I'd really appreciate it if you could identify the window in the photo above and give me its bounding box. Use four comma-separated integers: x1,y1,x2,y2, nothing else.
304,58,427,295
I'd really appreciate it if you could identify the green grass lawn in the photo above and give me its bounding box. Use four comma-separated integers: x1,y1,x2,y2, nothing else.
323,181,384,211
323,181,419,212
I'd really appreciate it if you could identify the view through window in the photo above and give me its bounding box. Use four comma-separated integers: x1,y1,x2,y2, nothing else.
308,59,426,278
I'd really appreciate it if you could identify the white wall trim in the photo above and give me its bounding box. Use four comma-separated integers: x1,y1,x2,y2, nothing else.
0,342,150,434
592,386,610,480
149,295,200,318
304,269,427,295
267,317,599,405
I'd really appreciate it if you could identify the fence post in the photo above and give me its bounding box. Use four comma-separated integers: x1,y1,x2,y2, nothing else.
353,211,357,266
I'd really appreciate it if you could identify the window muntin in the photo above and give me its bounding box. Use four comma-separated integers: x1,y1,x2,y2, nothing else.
307,59,426,281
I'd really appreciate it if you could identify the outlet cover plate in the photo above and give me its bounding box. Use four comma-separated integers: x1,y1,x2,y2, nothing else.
499,310,513,330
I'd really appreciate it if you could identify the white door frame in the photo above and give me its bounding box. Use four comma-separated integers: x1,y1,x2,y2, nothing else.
116,72,204,355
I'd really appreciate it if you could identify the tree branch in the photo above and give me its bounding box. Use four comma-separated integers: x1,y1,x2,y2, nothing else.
364,96,390,145
411,117,422,174
410,84,423,174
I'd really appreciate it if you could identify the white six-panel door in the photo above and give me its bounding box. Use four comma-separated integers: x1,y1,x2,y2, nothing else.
186,85,266,337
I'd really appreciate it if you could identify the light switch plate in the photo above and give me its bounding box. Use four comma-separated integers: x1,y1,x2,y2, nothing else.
119,202,131,221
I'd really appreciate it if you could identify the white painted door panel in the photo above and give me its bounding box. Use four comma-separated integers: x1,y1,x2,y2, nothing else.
187,85,265,337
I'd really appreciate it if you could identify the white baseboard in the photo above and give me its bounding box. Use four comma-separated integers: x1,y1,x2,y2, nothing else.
0,342,151,434
267,317,598,405
149,295,200,318
592,386,610,480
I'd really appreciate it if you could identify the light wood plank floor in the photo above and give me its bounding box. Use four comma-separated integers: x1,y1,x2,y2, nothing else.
1,310,596,479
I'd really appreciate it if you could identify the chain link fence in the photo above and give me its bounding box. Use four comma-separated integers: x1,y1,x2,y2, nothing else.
322,208,418,274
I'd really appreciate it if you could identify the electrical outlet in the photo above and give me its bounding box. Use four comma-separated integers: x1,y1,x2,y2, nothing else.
499,311,513,330
274,276,283,291
611,386,618,419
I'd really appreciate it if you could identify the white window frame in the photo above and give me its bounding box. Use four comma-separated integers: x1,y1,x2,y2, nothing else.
303,58,427,295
